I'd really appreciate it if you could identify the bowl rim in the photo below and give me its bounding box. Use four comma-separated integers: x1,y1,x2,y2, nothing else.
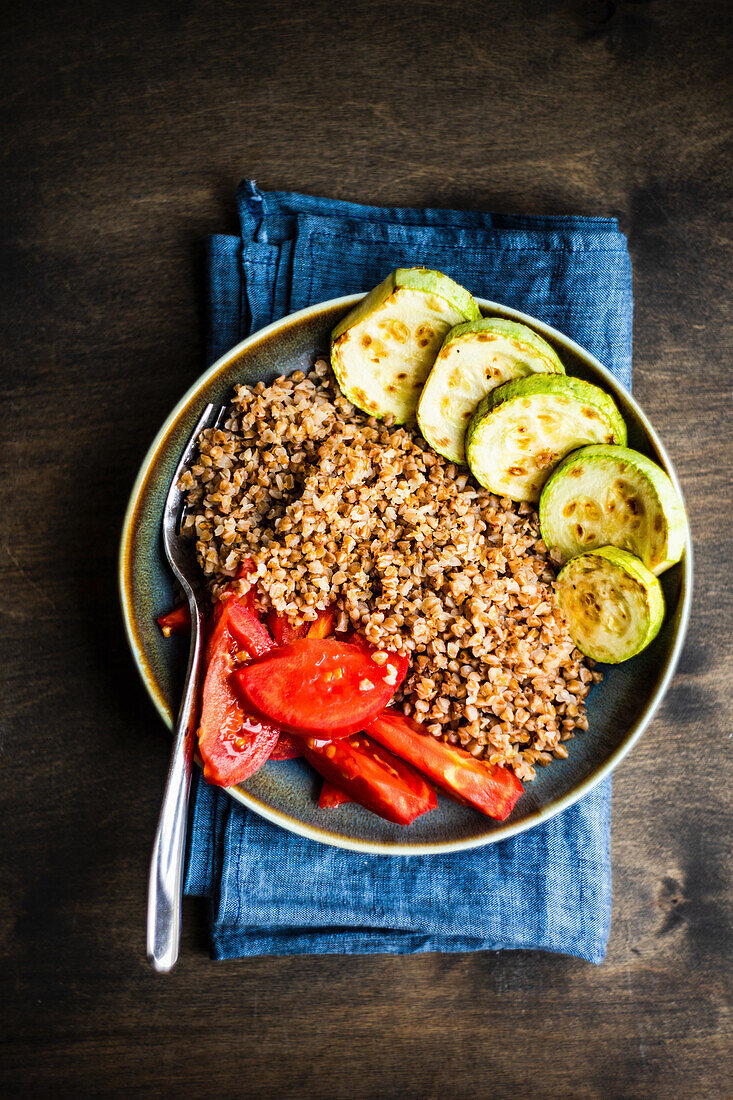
119,293,693,856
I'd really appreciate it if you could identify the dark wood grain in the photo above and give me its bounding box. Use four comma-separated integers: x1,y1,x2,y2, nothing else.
1,1,731,1097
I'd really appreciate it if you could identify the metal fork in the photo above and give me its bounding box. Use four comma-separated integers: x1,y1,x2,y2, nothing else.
146,402,224,972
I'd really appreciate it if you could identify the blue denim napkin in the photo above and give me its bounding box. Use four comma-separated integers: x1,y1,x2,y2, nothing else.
185,180,633,963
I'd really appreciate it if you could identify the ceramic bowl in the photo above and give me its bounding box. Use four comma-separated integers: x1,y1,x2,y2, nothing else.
119,296,692,855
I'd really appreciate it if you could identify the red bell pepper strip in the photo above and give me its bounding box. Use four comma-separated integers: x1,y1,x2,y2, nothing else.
366,710,523,821
198,599,279,786
234,638,409,739
227,600,276,658
157,603,191,637
268,733,303,761
266,609,307,646
302,734,436,825
306,606,337,639
318,780,353,808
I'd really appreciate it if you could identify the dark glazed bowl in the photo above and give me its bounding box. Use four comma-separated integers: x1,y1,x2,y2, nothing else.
119,296,692,855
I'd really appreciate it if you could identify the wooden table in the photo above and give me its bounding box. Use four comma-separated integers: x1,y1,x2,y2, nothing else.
2,2,731,1096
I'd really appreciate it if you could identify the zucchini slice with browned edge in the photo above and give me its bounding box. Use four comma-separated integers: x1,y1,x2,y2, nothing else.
540,444,687,574
417,318,565,463
466,375,627,503
555,546,665,663
330,268,480,424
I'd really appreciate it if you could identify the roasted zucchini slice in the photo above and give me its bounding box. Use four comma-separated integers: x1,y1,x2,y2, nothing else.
330,268,480,424
540,444,687,574
555,546,665,663
466,375,627,503
417,318,565,463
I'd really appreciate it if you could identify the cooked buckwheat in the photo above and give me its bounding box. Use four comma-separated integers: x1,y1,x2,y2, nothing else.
180,360,600,780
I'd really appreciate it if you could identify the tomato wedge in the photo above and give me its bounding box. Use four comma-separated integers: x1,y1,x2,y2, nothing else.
302,734,436,825
198,599,279,786
227,600,275,658
268,733,303,761
318,780,353,808
266,609,307,646
234,638,409,739
157,602,191,637
366,710,523,821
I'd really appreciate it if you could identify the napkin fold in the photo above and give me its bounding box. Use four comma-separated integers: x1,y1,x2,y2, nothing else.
185,181,633,963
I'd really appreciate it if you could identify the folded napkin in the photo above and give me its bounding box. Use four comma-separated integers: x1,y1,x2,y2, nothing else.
185,180,633,963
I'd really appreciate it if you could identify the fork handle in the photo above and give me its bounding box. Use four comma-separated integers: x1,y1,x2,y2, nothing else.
146,600,203,972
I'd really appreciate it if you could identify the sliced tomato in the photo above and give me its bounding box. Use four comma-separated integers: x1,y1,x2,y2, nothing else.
366,710,523,821
234,638,409,739
227,600,275,658
268,733,303,761
198,600,279,786
318,780,353,808
266,609,307,646
157,602,191,637
302,734,436,825
307,606,337,639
